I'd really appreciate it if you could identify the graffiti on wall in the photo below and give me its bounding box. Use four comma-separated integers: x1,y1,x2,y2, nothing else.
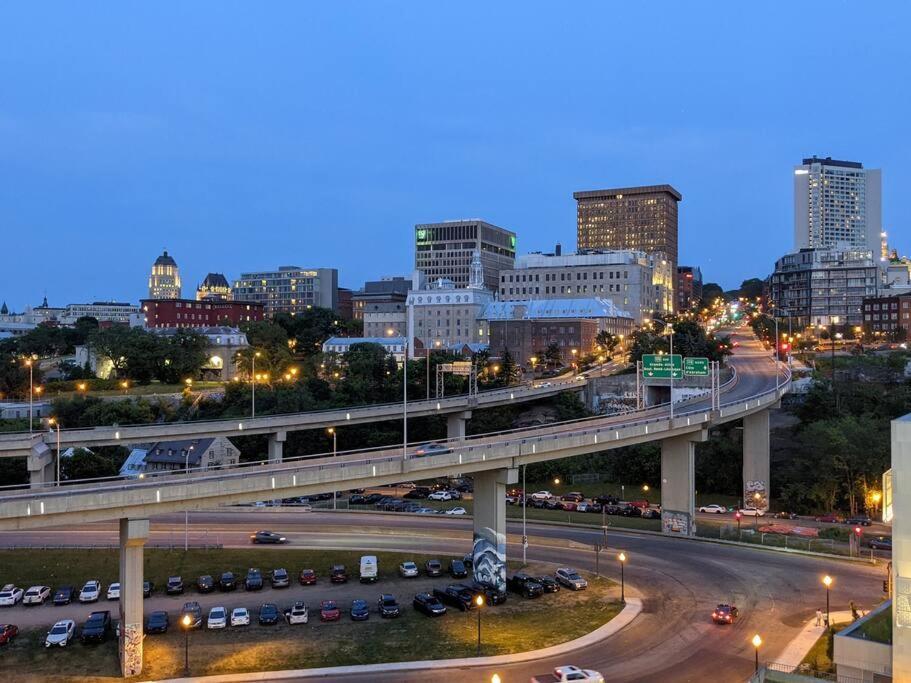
472,526,506,594
661,510,692,535
744,479,768,511
121,622,143,676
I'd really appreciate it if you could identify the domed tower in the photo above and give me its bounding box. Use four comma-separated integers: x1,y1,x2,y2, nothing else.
148,250,182,299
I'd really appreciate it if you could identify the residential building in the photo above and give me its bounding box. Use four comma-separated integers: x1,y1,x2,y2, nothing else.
119,437,241,477
61,302,142,326
233,266,338,316
321,336,407,363
794,156,881,254
574,184,681,280
414,220,515,290
406,273,494,358
676,266,703,311
362,302,407,338
196,273,232,301
498,249,672,324
862,294,911,340
769,247,880,329
148,250,182,299
141,298,262,329
336,288,354,319
352,277,411,321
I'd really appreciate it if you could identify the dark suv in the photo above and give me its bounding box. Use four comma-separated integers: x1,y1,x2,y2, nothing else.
80,610,111,643
432,584,476,612
219,572,236,592
378,593,401,618
271,568,290,588
245,569,263,591
197,575,214,593
508,573,544,598
180,601,202,629
330,565,349,584
166,576,184,595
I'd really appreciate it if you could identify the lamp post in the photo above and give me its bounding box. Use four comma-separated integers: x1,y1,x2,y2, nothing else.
522,463,528,566
184,444,194,551
25,357,34,433
663,324,675,419
475,594,484,655
752,633,762,673
48,418,61,486
642,484,649,504
618,552,626,602
328,427,337,509
251,351,261,418
182,614,192,675
823,575,833,630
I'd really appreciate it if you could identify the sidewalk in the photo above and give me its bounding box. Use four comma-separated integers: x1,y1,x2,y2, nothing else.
774,610,853,668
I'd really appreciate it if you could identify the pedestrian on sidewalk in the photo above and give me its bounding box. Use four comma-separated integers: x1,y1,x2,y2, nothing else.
815,608,823,626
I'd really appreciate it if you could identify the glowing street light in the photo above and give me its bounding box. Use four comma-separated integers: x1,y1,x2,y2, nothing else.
823,575,833,630
618,551,627,601
752,633,762,672
251,351,262,418
475,594,485,655
48,417,61,486
182,613,192,675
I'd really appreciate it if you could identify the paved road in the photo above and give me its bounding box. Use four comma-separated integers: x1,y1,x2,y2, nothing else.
0,510,885,683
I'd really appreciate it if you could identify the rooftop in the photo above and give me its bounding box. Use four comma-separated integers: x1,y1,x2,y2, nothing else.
153,250,177,267
479,297,633,320
573,184,682,202
801,156,864,169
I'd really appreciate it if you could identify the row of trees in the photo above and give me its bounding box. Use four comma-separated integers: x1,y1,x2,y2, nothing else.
627,318,732,363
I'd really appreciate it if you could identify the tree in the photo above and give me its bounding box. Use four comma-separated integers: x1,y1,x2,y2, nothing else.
499,348,520,386
155,329,208,384
701,282,725,304
544,342,562,368
595,331,619,358
738,278,765,300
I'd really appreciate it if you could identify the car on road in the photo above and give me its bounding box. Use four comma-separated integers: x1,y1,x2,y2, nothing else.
197,575,214,593
698,504,727,514
299,569,317,585
53,586,74,606
399,561,419,578
449,559,468,579
846,515,873,527
555,568,588,591
271,568,290,588
445,507,467,515
530,491,553,501
106,583,120,601
0,624,18,645
45,619,76,647
258,603,280,625
536,576,560,593
561,492,585,503
641,507,661,519
531,664,605,683
433,585,476,611
77,581,101,603
774,511,799,520
320,600,341,621
219,572,237,592
738,507,766,517
245,568,264,591
142,580,154,598
180,601,203,629
508,573,544,599
285,601,309,625
869,536,892,551
712,604,739,625
378,593,401,618
80,610,111,643
815,513,843,524
350,599,370,621
413,592,447,617
23,585,51,605
251,530,288,544
166,576,184,595
207,606,227,629
414,442,452,457
415,507,438,514
425,559,443,577
330,565,349,584
428,490,452,501
145,611,169,634
230,607,250,627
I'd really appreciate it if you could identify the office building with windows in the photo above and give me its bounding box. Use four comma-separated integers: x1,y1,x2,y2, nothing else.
414,219,515,291
676,265,703,311
233,267,338,316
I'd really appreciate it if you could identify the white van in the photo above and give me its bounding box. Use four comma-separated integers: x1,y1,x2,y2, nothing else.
359,555,378,583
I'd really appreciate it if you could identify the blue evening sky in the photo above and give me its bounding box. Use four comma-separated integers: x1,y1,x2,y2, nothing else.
1,2,908,309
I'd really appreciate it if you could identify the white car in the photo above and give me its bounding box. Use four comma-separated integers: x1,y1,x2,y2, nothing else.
428,491,452,501
530,491,553,501
286,601,309,624
398,561,419,578
698,504,727,514
555,568,589,591
45,619,76,647
78,580,101,603
738,507,766,517
106,583,121,600
22,585,51,605
0,584,23,606
445,507,467,516
531,664,604,683
230,607,250,627
207,606,227,629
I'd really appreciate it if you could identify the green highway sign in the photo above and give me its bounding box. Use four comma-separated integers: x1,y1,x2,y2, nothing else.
683,357,710,377
642,354,682,379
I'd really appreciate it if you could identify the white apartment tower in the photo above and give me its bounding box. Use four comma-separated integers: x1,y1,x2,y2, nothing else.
794,156,882,254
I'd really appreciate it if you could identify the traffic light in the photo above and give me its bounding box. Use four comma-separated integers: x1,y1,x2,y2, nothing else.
855,526,863,537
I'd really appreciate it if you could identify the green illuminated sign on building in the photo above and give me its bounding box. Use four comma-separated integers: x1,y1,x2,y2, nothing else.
510,235,516,249
416,229,427,241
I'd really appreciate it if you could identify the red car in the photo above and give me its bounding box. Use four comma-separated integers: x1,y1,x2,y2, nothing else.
712,604,739,625
319,600,341,621
0,624,18,644
298,569,317,586
560,501,578,511
815,513,843,524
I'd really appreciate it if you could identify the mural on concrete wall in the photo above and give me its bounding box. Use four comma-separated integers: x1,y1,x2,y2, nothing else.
744,479,768,510
662,510,692,535
121,622,143,676
472,526,506,594
897,577,911,628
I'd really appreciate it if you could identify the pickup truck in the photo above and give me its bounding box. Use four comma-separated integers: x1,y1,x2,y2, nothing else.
432,585,476,611
530,664,605,683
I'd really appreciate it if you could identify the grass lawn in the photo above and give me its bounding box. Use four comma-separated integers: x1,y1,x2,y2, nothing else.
857,605,892,644
799,624,848,674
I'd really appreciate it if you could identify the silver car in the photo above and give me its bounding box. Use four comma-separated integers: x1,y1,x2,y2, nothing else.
45,620,75,647
555,567,588,591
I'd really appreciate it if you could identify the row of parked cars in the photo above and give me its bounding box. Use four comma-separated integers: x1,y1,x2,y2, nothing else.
506,490,661,518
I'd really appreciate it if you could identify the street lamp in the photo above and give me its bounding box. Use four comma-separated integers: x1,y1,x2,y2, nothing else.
752,633,762,672
475,594,485,655
618,552,626,602
491,675,501,683
182,613,192,675
25,357,34,433
553,477,561,486
522,463,528,566
642,484,649,504
76,382,87,395
48,418,61,486
251,351,261,418
663,324,676,419
184,444,194,551
328,427,338,509
823,575,833,630
872,491,883,519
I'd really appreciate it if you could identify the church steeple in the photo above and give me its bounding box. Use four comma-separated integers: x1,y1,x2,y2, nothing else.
0,302,7,315
468,249,484,290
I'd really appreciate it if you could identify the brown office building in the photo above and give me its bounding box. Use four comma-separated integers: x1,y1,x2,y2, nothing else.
574,185,682,269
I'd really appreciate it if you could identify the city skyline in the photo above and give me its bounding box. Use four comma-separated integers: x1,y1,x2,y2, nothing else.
2,3,910,308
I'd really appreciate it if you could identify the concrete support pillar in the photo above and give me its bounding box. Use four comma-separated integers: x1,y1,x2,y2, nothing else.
660,430,706,536
742,410,770,511
891,415,911,679
446,411,472,441
119,518,149,677
472,467,517,596
27,442,54,488
268,431,286,464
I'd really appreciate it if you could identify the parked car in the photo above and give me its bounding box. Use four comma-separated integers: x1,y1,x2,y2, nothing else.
869,536,892,551
531,491,553,501
425,559,443,577
78,581,101,603
536,576,561,593
320,600,341,621
271,568,290,588
80,610,111,643
445,507,467,516
414,442,452,457
471,581,507,605
449,559,468,579
299,569,317,585
712,604,739,625
428,491,452,501
561,492,585,503
142,581,154,598
399,561,419,578
230,607,250,627
595,494,619,506
413,592,447,617
53,586,74,606
378,593,401,618
180,602,203,629
45,619,76,647
846,515,873,527
698,504,727,514
166,576,184,595
738,507,766,518
364,493,384,504
145,611,169,634
258,603,280,625
619,504,642,517
197,575,215,593
774,511,799,520
433,585,477,611
105,583,120,601
560,501,578,512
219,572,237,592
245,569,263,591
207,606,227,629
359,556,378,584
508,573,544,598
285,601,309,625
0,624,18,645
251,530,287,544
350,599,370,621
642,508,661,520
815,513,843,524
330,565,349,584
555,568,588,591
349,494,367,505
22,585,51,605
